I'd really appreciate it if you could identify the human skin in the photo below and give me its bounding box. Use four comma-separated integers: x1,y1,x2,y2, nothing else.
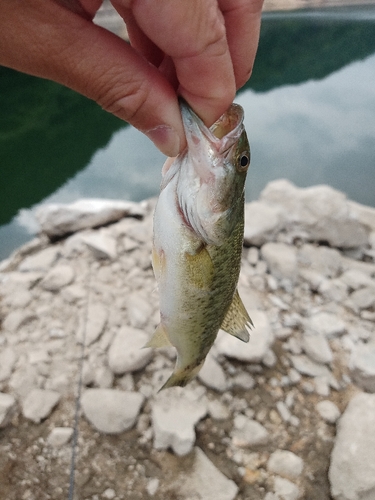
0,0,264,156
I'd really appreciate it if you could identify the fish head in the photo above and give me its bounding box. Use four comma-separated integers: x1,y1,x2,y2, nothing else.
171,101,250,245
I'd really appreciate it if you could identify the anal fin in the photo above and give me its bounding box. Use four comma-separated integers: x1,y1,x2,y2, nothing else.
221,289,253,343
144,323,172,349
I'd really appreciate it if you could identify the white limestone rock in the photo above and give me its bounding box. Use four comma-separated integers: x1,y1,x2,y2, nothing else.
302,333,333,364
2,309,37,333
243,201,283,246
40,264,75,291
81,388,144,434
151,388,207,456
35,198,145,238
198,353,227,392
316,400,341,424
79,229,117,260
261,242,298,281
305,311,346,338
0,347,17,382
267,450,304,480
329,392,375,500
18,246,60,272
108,326,152,374
273,476,301,500
349,341,375,392
231,414,269,447
127,292,154,329
77,301,108,346
290,355,331,378
340,269,375,290
47,427,74,447
0,393,17,428
349,287,375,310
22,389,60,423
215,309,273,363
172,447,238,500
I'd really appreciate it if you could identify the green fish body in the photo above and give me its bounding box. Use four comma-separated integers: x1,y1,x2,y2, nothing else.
149,102,252,389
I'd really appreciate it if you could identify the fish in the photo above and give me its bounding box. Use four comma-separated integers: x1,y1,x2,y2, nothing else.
147,100,253,390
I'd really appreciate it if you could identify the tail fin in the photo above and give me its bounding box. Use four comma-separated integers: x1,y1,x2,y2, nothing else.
159,360,205,391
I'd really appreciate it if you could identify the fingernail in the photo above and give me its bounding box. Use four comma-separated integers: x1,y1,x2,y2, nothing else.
145,125,181,157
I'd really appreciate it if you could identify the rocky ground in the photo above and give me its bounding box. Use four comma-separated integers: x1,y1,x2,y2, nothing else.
1,179,375,500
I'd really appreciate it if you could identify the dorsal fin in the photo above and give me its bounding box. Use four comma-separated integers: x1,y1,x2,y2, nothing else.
221,289,253,343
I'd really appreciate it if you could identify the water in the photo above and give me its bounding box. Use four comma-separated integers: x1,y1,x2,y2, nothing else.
1,5,375,261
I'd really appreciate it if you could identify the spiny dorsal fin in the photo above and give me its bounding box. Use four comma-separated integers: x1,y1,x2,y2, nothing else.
143,323,172,349
221,289,253,343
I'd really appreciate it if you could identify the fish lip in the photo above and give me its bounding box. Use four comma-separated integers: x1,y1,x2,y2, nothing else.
180,100,244,155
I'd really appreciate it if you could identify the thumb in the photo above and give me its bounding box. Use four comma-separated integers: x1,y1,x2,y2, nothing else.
0,0,185,156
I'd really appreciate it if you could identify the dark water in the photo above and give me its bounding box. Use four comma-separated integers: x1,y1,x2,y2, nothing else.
1,5,375,260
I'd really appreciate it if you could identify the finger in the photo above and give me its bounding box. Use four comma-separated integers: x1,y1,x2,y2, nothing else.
0,0,185,156
219,0,264,89
129,0,237,126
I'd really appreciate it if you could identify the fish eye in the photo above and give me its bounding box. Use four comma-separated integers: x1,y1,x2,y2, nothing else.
238,152,250,171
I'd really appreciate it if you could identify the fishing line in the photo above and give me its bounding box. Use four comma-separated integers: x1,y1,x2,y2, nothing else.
68,260,92,500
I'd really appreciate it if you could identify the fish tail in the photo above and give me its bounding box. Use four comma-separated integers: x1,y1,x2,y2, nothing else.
159,360,205,391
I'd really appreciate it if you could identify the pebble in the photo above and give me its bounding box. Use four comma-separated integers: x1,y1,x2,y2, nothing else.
261,242,298,282
108,326,153,374
231,415,269,447
40,264,75,291
81,388,144,434
301,333,333,364
151,388,207,456
349,341,375,392
0,347,17,382
267,450,304,480
316,400,341,424
305,311,346,338
22,389,60,423
47,427,74,447
0,392,17,428
329,393,375,500
198,353,227,392
273,476,301,500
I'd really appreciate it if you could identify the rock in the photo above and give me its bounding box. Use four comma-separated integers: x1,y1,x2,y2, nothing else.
273,476,301,500
151,388,207,456
261,242,298,281
267,450,304,480
349,287,375,310
215,310,273,363
301,333,333,364
40,264,75,291
243,201,283,246
35,198,145,238
316,400,341,424
208,400,231,421
127,292,154,329
173,447,238,500
329,393,375,500
340,269,375,290
290,355,331,378
0,347,17,382
9,365,38,400
81,389,144,434
231,372,256,390
2,310,37,333
298,244,342,278
108,326,152,374
231,415,269,447
18,246,60,272
349,341,375,392
198,354,227,392
0,393,17,428
305,312,346,338
77,301,108,346
47,427,74,447
146,478,159,497
22,389,60,423
79,230,117,260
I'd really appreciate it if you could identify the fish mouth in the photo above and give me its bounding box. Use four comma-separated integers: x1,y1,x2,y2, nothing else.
180,100,244,155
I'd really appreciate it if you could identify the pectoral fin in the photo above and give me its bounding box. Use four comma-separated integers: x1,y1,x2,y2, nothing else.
185,245,214,290
144,323,172,348
152,246,166,282
221,289,253,343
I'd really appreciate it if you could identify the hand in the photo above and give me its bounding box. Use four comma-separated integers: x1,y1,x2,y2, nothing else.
0,0,263,156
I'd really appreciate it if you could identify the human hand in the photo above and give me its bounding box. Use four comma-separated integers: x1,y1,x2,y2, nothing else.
0,0,263,156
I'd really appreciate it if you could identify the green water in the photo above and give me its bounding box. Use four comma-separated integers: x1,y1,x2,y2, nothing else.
1,5,375,260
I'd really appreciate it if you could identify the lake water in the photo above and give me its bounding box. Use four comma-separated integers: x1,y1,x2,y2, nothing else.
1,5,375,261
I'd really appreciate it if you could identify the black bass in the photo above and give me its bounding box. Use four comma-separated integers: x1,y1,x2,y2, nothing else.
148,101,252,389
